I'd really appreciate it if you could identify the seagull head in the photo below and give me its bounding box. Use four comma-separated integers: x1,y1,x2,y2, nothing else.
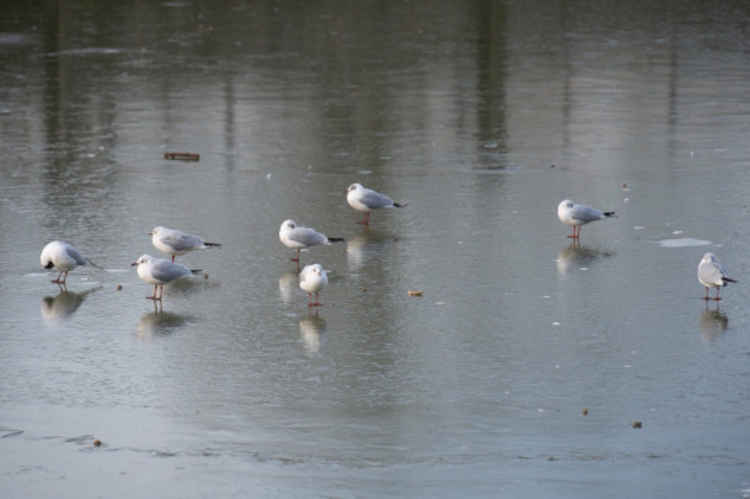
280,219,296,232
149,226,166,237
40,241,60,269
131,254,153,267
702,252,717,263
347,183,362,193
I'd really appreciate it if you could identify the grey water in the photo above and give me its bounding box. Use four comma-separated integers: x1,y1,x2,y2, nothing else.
2,1,750,497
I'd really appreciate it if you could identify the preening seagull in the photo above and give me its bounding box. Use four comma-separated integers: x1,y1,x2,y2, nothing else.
557,199,615,239
698,252,736,301
40,240,90,285
346,183,407,225
150,226,221,262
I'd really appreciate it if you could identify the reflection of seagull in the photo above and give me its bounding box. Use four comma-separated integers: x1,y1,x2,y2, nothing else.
40,241,91,285
278,271,298,303
137,308,187,337
346,183,406,225
279,219,344,264
557,199,615,239
699,306,728,341
698,252,736,301
40,286,101,322
150,226,221,263
131,254,199,301
345,231,390,271
299,313,326,354
556,243,611,275
299,264,328,307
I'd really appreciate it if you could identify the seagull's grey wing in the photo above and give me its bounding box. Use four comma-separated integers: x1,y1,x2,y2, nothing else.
699,261,724,286
288,227,327,246
359,189,394,209
570,204,603,223
151,261,190,282
163,232,202,251
65,245,88,265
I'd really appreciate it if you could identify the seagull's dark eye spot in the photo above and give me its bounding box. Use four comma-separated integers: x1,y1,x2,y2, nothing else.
45,261,54,269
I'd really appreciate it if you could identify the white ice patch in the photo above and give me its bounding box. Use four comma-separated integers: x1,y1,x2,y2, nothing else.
658,238,712,248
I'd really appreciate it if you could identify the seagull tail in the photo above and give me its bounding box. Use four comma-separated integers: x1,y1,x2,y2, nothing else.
394,201,408,208
86,258,104,270
603,211,616,218
327,237,345,243
204,242,222,247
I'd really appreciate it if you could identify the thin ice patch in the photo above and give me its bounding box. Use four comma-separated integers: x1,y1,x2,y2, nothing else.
658,238,711,248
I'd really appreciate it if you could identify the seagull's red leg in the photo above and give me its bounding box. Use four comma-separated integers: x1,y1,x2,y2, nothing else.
704,287,710,300
291,249,300,262
715,288,721,301
171,255,175,263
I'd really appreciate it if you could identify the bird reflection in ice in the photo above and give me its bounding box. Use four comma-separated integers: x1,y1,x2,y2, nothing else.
556,242,613,275
699,304,728,341
40,285,102,323
299,311,326,354
136,301,188,338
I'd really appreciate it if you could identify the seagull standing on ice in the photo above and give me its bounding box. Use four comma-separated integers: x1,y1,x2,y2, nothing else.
150,226,221,262
698,252,736,301
299,263,328,307
131,254,199,301
279,220,344,264
557,199,615,239
346,183,407,225
40,241,91,285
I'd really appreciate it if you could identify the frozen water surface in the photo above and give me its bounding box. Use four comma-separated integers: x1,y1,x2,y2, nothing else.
1,1,750,498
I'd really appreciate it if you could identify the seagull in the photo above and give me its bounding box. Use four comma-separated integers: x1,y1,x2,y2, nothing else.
150,226,221,262
698,252,736,301
40,241,91,285
346,183,407,225
557,199,615,239
131,254,200,301
299,263,328,307
279,219,344,263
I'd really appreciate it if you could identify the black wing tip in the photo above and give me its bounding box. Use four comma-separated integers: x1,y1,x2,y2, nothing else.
604,211,615,217
724,277,737,284
204,242,222,247
328,237,345,243
394,201,408,208
190,269,204,274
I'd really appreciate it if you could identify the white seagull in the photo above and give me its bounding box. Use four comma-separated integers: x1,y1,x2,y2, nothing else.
557,199,615,239
131,254,199,301
346,183,406,225
150,226,221,262
40,240,91,285
279,219,344,263
698,252,736,301
299,263,328,307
